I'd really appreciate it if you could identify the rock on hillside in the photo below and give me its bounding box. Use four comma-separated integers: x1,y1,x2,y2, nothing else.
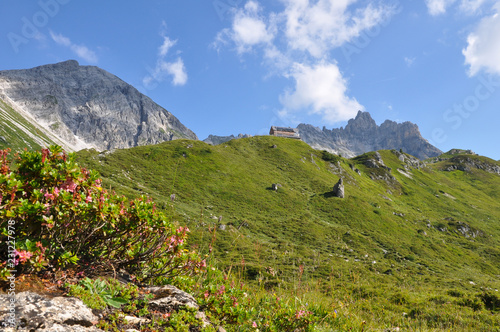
298,111,442,160
444,156,500,175
0,60,197,152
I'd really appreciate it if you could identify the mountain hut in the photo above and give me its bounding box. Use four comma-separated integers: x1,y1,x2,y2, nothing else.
269,126,300,140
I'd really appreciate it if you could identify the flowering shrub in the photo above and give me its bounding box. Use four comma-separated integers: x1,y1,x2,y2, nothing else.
0,146,340,331
0,146,205,282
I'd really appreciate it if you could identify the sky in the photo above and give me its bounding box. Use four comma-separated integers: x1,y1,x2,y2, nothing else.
1,0,500,160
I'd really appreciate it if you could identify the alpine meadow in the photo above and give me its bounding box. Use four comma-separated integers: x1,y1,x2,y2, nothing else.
2,0,500,328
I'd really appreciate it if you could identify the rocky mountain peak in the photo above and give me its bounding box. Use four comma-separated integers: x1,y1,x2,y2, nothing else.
346,110,377,131
0,60,197,152
297,112,442,160
45,59,79,69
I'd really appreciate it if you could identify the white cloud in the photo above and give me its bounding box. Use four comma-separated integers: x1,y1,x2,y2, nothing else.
280,62,362,123
404,56,416,67
161,58,188,86
49,31,98,63
460,0,489,13
425,0,494,15
214,1,397,125
233,16,271,47
215,1,275,54
282,0,396,58
425,0,457,15
463,4,500,75
159,36,177,57
143,30,188,87
50,31,71,47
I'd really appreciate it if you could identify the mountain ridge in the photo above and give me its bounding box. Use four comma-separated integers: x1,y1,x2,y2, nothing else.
0,60,197,152
204,111,442,160
298,110,442,160
0,60,449,161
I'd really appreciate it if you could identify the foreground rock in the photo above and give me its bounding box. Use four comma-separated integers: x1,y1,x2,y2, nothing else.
0,291,103,331
0,285,216,331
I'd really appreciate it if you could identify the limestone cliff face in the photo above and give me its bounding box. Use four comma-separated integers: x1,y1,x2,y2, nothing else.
0,60,197,151
297,111,442,160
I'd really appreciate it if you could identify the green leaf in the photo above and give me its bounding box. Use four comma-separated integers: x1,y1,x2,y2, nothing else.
106,297,128,308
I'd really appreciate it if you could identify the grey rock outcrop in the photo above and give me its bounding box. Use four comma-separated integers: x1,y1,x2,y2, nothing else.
443,156,500,175
144,284,200,311
358,152,397,182
0,284,215,331
0,60,197,152
448,149,477,155
364,151,390,170
297,111,442,160
0,291,103,331
141,285,212,329
444,164,471,172
332,178,345,198
392,150,424,170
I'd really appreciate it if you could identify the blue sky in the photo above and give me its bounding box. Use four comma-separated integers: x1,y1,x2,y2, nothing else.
1,0,500,160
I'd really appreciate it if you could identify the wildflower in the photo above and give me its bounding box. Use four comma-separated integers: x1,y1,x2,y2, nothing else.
252,322,258,328
14,250,33,265
61,179,77,192
35,241,45,251
85,195,92,203
41,148,49,163
295,310,311,319
204,291,210,299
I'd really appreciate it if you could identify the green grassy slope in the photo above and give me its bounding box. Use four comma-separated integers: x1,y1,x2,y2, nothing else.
76,136,500,330
0,97,59,151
